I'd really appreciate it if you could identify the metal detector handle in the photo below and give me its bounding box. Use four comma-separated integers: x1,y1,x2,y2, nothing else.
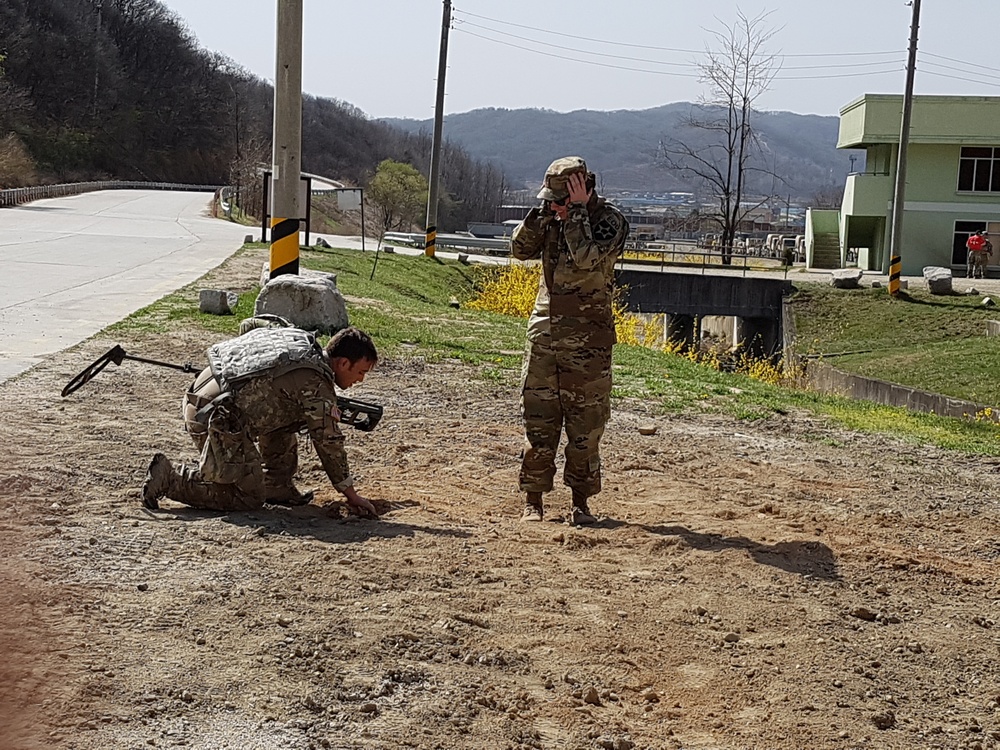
61,345,128,397
61,345,197,398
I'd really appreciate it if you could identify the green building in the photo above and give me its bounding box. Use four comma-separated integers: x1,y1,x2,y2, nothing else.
812,94,1000,275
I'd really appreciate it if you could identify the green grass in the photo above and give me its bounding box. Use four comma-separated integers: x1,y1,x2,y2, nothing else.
110,243,1000,456
111,244,526,371
614,341,1000,454
791,284,1000,404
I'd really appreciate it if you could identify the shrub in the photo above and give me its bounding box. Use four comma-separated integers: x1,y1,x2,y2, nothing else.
0,133,37,188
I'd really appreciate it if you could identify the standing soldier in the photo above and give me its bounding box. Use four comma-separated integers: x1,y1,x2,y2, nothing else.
511,157,629,524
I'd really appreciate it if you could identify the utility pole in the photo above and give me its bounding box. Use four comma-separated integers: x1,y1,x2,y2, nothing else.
424,0,452,258
888,0,921,297
269,0,304,279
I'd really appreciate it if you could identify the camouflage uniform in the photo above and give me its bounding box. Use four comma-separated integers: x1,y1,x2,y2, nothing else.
156,328,352,511
512,157,629,501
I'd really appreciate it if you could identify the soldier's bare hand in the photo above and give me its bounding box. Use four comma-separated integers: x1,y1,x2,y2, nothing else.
566,172,591,205
348,494,378,518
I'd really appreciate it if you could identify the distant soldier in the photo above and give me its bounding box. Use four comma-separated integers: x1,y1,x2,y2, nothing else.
967,230,989,279
510,156,629,524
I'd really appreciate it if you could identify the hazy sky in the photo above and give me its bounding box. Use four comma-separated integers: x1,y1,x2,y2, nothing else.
158,0,1000,120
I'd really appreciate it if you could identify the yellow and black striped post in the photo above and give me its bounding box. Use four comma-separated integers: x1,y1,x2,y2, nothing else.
269,217,300,278
424,226,437,258
888,253,902,297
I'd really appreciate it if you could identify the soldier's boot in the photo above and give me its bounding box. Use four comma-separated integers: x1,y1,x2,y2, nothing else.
265,485,315,507
521,491,544,522
570,490,597,526
141,453,177,510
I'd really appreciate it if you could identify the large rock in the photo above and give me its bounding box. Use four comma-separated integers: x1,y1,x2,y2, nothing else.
254,269,349,334
830,268,863,289
199,289,239,315
922,266,953,295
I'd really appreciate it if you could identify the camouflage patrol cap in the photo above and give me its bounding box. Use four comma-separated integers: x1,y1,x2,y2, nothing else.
536,156,588,201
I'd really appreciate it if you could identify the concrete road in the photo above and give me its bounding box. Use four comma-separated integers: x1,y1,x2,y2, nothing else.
0,190,250,382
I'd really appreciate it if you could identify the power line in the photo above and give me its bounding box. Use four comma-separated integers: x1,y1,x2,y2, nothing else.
454,27,902,81
452,28,700,77
918,58,1000,84
455,19,698,69
454,7,1000,90
920,69,1000,88
456,18,903,73
453,8,902,59
922,51,1000,75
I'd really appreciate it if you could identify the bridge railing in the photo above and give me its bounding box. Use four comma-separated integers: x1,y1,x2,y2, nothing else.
0,181,224,208
619,243,793,278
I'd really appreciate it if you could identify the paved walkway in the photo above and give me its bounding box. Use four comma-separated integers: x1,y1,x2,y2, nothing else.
0,190,249,383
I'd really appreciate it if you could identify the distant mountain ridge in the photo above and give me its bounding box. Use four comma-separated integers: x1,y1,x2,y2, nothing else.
385,104,851,201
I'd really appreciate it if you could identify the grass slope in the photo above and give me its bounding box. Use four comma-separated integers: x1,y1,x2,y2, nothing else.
791,284,1000,404
112,246,1000,456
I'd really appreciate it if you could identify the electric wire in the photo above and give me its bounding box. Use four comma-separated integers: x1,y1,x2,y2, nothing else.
453,6,1000,94
456,18,903,72
454,27,903,81
454,8,902,59
918,58,1000,84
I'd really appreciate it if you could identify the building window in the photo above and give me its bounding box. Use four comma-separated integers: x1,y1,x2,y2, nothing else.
958,147,1000,192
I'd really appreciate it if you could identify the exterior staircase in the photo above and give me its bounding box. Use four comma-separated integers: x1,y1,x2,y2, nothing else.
811,231,842,269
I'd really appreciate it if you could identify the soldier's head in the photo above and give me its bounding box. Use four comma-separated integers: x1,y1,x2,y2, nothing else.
325,327,378,389
537,156,597,217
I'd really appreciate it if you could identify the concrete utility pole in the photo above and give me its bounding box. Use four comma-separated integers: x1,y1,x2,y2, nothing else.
424,0,452,258
269,0,304,278
888,0,921,297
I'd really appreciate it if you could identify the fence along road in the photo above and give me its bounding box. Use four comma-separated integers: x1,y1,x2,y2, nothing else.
0,189,249,382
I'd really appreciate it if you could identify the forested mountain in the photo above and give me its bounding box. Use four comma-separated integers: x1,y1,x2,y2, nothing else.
386,105,852,202
0,0,504,231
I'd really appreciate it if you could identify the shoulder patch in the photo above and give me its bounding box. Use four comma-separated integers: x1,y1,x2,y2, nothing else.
593,213,622,242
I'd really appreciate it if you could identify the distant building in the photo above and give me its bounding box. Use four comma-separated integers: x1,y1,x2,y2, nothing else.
822,94,1000,274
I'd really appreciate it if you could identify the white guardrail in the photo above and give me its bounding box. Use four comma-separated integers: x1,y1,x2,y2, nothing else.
383,231,511,254
0,181,224,208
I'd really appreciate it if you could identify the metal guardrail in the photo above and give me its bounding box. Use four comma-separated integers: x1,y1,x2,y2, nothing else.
0,181,224,208
619,243,793,277
379,232,791,274
383,231,510,254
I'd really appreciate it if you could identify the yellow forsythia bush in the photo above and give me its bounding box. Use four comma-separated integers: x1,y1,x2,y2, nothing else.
466,263,540,318
469,264,640,340
468,264,790,385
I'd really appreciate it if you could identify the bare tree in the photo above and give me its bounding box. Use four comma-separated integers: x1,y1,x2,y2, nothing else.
811,184,845,209
659,10,780,264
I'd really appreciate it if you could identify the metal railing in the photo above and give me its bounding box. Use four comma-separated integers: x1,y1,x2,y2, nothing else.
382,231,510,254
619,243,794,277
0,181,224,208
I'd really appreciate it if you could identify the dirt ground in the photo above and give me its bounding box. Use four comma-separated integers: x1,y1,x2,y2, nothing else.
3,250,1000,750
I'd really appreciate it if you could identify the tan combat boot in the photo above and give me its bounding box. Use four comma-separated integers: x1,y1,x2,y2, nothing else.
265,485,315,506
571,490,597,525
141,453,177,510
521,491,544,522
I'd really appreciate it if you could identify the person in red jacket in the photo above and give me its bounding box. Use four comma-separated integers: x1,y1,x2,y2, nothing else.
967,231,989,279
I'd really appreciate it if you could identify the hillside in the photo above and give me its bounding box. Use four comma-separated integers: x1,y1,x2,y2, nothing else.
386,104,852,201
0,0,504,231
